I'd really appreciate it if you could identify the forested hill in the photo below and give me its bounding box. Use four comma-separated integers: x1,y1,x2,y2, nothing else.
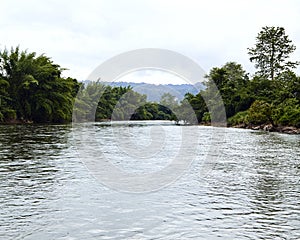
88,81,205,102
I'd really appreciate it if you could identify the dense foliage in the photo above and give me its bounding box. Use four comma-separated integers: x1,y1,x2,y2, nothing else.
73,83,177,122
1,26,300,129
0,47,80,123
183,26,300,128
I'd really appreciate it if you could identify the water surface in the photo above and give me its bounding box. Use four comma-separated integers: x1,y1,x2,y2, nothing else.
1,122,300,239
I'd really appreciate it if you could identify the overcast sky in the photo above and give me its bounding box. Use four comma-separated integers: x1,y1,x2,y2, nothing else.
1,0,300,84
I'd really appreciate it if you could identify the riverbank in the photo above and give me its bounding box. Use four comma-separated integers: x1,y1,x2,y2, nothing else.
0,119,33,124
1,119,300,134
232,123,300,134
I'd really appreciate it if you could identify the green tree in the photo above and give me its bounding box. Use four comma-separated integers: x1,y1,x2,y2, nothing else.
246,76,275,102
273,70,300,103
272,98,300,127
94,85,147,121
204,62,251,118
159,93,178,110
248,26,299,80
132,102,175,121
176,98,198,124
0,77,11,121
247,100,273,125
186,92,207,122
113,89,147,120
0,46,79,123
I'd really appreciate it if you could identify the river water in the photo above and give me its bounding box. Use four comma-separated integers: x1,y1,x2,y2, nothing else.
0,121,300,239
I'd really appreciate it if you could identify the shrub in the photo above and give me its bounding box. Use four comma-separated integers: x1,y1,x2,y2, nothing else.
3,109,16,121
273,98,300,127
202,112,211,123
228,110,249,126
247,100,272,125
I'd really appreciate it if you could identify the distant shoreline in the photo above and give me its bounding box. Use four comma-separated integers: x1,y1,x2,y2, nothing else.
230,123,300,134
1,119,299,135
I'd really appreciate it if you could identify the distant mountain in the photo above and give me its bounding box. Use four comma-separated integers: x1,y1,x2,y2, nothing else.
104,81,205,102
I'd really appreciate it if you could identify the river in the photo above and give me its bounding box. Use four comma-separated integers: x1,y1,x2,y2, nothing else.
1,121,300,239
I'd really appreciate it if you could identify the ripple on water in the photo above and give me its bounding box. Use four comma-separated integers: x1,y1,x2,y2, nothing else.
0,123,300,239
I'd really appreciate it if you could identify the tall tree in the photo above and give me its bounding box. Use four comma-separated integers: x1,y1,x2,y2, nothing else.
248,26,299,80
0,46,79,123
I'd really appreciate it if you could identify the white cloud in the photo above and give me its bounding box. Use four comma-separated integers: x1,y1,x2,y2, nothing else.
1,0,300,81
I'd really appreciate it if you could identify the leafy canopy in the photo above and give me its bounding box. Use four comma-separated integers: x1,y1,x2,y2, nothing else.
248,26,299,80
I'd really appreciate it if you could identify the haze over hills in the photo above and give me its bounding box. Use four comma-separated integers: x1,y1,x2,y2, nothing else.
104,81,205,102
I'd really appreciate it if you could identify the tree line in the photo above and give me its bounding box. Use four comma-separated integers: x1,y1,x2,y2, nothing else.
72,82,177,122
183,26,300,128
1,26,300,128
0,48,176,123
